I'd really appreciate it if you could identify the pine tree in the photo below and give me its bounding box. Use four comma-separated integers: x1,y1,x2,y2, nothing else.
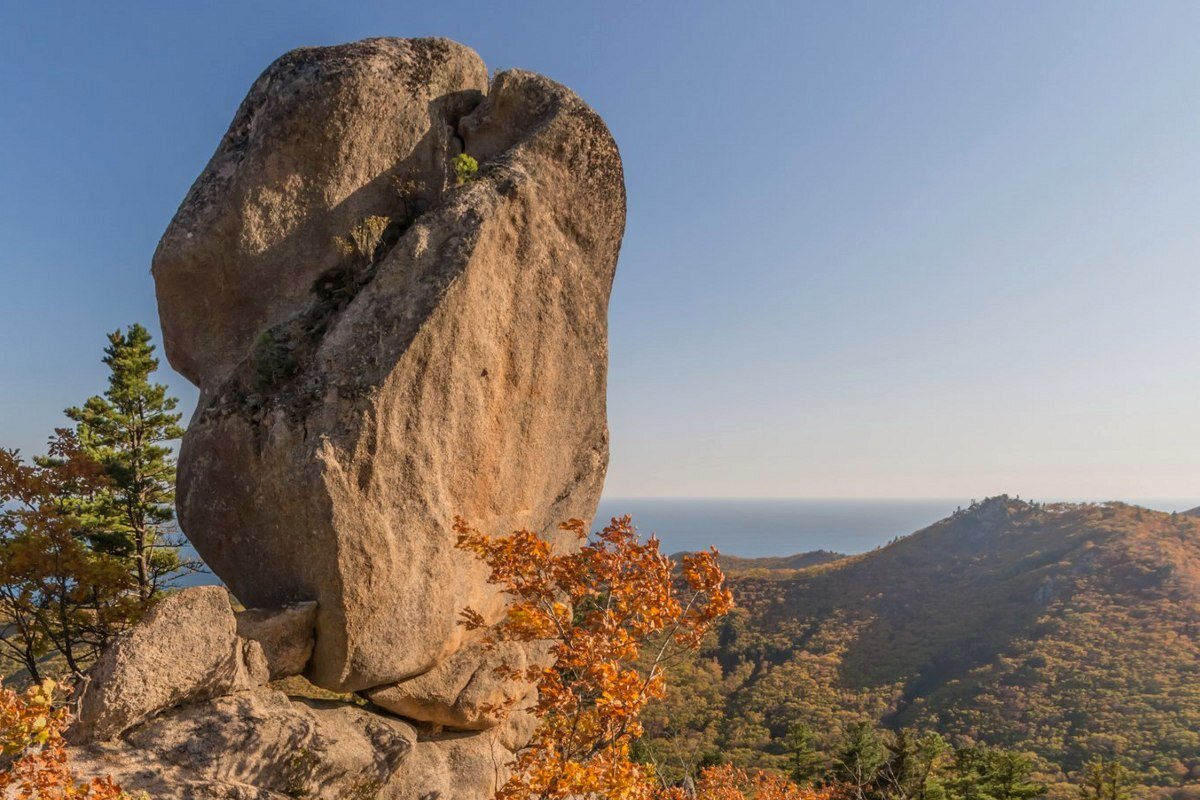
882,730,951,800
984,750,1046,800
946,746,993,800
1077,757,1133,800
787,722,827,785
65,324,186,603
833,722,889,800
946,747,1047,800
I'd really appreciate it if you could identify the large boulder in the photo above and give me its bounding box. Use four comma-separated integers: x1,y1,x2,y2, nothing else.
153,38,489,387
70,587,270,743
152,36,624,695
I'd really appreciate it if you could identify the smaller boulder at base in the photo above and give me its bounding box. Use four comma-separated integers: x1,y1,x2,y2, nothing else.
70,586,270,743
364,639,549,732
236,600,318,680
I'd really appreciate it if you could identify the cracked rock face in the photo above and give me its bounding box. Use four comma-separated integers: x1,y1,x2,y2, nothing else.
152,36,625,696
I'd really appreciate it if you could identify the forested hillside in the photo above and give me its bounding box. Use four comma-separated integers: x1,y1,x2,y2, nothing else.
642,497,1200,798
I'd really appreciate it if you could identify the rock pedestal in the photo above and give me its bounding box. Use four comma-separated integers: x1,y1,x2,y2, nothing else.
71,688,519,800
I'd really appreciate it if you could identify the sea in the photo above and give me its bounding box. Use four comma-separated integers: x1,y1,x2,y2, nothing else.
178,496,1200,585
597,497,1200,557
594,498,969,557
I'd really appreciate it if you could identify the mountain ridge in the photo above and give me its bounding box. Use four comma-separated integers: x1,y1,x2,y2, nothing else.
644,496,1200,795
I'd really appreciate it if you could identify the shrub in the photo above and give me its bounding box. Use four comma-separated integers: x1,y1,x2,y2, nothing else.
335,215,390,264
453,153,479,185
251,329,296,388
0,680,127,798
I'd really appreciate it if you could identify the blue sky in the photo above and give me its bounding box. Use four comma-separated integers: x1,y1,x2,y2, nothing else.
2,2,1199,501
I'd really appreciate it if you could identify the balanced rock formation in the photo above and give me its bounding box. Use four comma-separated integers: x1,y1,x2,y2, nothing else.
152,36,623,701
69,34,624,799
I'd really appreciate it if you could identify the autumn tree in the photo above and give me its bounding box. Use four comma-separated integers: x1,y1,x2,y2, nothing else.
65,323,187,603
455,514,734,800
0,433,135,680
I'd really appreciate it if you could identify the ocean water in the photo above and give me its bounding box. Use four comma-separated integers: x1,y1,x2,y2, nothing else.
178,496,1200,584
594,497,1200,558
593,498,969,558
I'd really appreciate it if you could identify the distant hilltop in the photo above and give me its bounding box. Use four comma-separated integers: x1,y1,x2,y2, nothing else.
654,496,1200,796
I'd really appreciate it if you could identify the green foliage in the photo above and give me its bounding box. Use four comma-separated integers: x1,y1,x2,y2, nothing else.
636,652,728,783
1077,757,1134,800
252,329,297,389
833,722,890,800
64,324,187,602
882,729,951,800
947,747,1047,800
453,152,479,185
638,498,1200,795
787,722,827,785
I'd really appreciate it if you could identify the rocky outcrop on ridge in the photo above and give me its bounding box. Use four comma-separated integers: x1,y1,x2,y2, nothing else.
154,36,622,697
71,688,515,800
67,34,623,799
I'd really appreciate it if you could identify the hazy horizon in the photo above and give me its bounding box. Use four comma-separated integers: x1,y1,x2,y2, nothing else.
600,495,1200,506
4,2,1200,499
596,495,1200,558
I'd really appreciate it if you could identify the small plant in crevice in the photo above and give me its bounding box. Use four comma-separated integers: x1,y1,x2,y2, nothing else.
335,215,390,265
311,262,362,309
391,172,430,218
282,745,323,798
344,777,385,800
453,152,479,185
252,329,297,389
